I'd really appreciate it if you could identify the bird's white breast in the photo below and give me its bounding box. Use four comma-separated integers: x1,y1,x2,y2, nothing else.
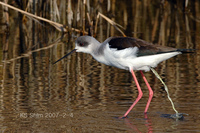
91,43,181,72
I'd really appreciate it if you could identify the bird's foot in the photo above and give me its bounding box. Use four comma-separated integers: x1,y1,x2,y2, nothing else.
118,116,128,119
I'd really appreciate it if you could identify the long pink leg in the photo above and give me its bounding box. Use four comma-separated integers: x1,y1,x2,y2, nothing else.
123,69,143,117
140,70,153,113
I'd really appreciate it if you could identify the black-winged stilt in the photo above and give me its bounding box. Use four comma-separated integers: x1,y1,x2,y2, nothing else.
54,36,193,118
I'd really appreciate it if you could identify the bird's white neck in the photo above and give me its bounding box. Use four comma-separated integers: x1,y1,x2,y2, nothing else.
89,40,103,56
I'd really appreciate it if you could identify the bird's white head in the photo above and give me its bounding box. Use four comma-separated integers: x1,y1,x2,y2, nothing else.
75,36,100,54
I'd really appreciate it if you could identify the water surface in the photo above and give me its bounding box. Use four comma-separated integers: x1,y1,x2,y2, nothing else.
0,0,200,132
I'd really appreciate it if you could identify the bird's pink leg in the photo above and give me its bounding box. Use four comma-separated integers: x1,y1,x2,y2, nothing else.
140,70,153,113
122,69,143,118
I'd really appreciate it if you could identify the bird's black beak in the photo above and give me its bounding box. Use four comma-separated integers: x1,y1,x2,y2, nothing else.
53,49,76,64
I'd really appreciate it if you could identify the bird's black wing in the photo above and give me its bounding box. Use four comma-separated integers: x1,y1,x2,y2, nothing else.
106,37,179,56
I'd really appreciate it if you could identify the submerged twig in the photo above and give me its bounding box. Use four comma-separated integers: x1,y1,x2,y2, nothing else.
0,1,88,34
2,36,62,63
87,13,93,36
0,1,65,32
94,13,100,36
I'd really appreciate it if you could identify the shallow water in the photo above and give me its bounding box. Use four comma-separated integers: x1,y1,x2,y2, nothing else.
1,1,200,132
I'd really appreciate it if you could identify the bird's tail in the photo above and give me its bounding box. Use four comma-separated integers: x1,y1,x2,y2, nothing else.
177,49,196,53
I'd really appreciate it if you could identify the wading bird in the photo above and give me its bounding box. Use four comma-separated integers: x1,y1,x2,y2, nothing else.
54,36,193,118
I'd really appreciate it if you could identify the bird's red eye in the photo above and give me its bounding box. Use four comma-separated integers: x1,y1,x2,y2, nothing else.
80,43,84,46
